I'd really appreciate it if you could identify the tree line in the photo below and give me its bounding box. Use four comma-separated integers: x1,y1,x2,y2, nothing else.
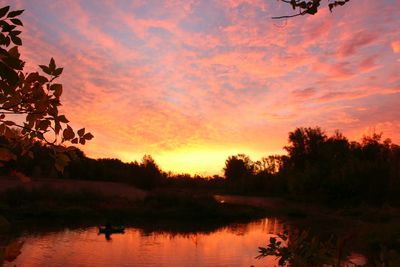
2,126,400,206
224,127,400,205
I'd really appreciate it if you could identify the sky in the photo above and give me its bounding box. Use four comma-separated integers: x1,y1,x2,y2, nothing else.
4,0,400,175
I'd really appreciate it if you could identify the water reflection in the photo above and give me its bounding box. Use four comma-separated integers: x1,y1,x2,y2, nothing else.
98,225,125,241
4,218,281,267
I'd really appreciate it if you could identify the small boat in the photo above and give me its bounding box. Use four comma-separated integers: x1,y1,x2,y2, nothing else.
98,226,125,234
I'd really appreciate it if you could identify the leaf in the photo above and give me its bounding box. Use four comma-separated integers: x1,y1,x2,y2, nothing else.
57,115,69,123
5,36,10,46
77,128,85,137
25,72,39,82
49,57,56,73
71,137,79,144
48,106,58,117
36,75,48,84
0,6,10,18
8,46,19,57
0,33,6,44
39,65,51,75
306,5,318,15
11,30,21,36
54,67,63,76
10,34,22,45
10,18,23,26
63,125,75,140
37,120,50,130
51,84,63,98
7,9,24,18
83,132,94,140
4,120,15,126
79,138,86,145
2,23,16,32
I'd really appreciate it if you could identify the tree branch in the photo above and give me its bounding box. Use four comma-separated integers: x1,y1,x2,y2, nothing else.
272,10,307,19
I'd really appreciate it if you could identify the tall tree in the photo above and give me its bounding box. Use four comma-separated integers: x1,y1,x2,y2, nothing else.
224,154,254,182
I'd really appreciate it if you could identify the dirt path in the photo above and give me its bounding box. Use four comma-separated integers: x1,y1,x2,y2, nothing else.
0,176,147,200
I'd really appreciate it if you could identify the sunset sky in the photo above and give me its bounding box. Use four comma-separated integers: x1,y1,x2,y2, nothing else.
6,0,400,175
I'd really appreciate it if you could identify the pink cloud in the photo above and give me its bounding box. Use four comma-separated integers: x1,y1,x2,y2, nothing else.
291,87,316,99
336,31,378,57
357,55,380,73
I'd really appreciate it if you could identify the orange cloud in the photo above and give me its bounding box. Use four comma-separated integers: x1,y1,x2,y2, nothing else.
392,41,400,53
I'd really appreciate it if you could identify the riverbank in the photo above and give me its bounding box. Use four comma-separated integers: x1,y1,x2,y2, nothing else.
0,176,147,200
0,182,266,231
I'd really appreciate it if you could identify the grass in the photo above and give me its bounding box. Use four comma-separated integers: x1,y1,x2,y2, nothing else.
0,186,265,228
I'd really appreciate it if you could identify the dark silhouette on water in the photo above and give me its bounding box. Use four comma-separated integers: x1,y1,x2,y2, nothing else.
98,223,125,240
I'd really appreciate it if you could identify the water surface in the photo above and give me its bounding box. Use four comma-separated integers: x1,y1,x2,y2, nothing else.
4,218,283,267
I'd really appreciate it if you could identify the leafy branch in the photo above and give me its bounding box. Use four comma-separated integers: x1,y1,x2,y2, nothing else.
0,5,93,173
272,0,350,19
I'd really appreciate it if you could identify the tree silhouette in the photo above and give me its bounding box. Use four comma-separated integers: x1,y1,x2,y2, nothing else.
139,155,165,189
224,154,254,182
285,127,327,167
0,6,92,173
273,0,350,19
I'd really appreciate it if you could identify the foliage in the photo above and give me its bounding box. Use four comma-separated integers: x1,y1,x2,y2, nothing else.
139,155,165,189
220,126,400,205
0,5,92,174
257,227,400,267
257,229,347,267
273,0,351,19
224,154,254,182
283,127,400,205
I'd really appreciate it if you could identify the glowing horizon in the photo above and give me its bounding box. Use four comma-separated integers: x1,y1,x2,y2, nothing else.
9,0,400,175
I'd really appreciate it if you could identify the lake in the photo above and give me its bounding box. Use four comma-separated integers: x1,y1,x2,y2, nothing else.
3,218,283,267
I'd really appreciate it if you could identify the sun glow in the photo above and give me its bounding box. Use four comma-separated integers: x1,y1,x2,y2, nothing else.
157,149,240,176
118,145,285,175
